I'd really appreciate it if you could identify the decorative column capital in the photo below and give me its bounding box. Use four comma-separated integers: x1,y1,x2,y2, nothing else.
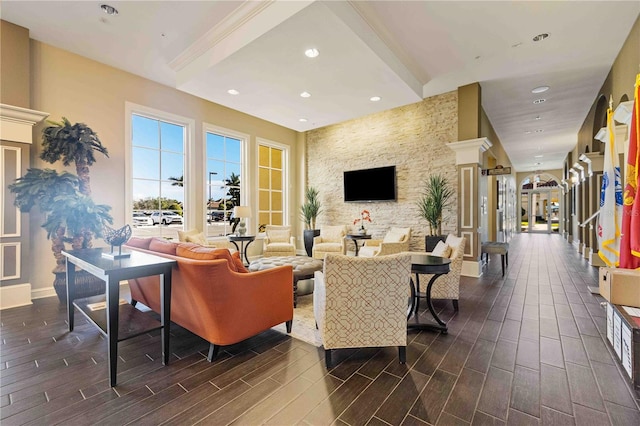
0,104,49,144
447,137,492,165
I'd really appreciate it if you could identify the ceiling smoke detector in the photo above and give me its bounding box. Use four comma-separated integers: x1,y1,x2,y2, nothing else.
533,98,546,104
533,33,549,42
100,4,118,15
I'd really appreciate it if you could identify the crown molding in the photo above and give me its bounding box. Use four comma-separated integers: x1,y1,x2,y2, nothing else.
0,104,49,144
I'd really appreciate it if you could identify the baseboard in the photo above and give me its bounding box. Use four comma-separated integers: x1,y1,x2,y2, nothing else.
32,286,57,300
461,260,482,277
589,250,606,267
0,283,33,309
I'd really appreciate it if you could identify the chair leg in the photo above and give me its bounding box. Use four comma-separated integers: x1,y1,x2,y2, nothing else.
130,299,137,307
286,320,292,333
506,252,509,266
207,344,220,362
325,349,332,368
501,255,506,277
398,346,406,364
452,299,459,311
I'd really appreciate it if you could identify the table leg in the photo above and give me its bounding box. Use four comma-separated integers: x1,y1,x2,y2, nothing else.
66,259,76,331
353,240,360,256
243,240,254,265
425,274,447,327
161,270,171,365
106,277,119,387
407,273,448,334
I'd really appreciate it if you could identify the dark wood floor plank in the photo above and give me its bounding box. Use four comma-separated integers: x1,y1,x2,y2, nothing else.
591,361,639,409
472,411,506,426
410,369,457,424
581,335,615,365
515,338,539,371
572,403,611,426
375,370,430,426
605,401,640,426
440,338,474,376
507,408,540,425
510,366,540,418
540,406,575,425
443,368,485,422
465,339,495,374
491,339,517,373
560,335,589,367
340,372,401,426
303,372,372,425
477,366,513,420
437,411,471,425
540,337,564,368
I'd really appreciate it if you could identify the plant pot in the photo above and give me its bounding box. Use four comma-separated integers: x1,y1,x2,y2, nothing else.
425,235,446,252
303,229,321,257
53,270,105,303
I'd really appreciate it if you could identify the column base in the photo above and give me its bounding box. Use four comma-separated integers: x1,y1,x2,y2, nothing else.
461,260,482,278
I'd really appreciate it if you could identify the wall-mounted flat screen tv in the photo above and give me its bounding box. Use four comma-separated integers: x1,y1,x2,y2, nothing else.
344,166,397,202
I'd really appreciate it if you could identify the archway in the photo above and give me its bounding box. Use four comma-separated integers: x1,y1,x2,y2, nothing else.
519,173,562,234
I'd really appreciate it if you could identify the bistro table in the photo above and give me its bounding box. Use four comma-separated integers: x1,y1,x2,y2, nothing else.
63,248,176,387
228,235,256,266
407,253,451,334
345,233,372,256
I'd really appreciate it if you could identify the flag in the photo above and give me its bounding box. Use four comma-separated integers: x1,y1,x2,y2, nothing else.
598,103,623,267
620,73,640,269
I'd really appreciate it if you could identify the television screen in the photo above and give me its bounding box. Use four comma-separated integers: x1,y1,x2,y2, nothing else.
344,166,396,202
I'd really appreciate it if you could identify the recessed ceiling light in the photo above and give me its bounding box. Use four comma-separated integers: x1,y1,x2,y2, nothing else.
100,4,118,15
532,86,549,94
299,118,308,122
534,154,544,158
533,98,546,104
525,131,532,134
370,96,381,102
535,129,544,133
300,91,311,98
304,48,319,58
227,89,239,95
533,33,549,42
535,115,542,120
535,162,542,166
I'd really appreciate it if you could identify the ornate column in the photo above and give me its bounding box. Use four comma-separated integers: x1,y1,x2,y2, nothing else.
448,137,492,277
0,104,48,309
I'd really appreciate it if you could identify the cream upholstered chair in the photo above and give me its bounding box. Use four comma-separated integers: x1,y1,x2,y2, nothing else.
312,225,347,259
359,227,411,257
262,225,296,257
420,234,466,311
313,253,413,367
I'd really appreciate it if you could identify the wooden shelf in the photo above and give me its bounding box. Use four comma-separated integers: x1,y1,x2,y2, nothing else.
73,295,162,341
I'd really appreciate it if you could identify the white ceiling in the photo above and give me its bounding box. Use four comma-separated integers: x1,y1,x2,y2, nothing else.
2,1,639,172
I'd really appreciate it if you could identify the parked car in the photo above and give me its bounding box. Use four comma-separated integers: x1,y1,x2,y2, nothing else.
208,211,225,222
132,212,152,226
151,211,183,225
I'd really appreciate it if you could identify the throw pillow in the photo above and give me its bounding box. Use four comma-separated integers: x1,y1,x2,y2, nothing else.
184,232,206,245
125,236,152,250
383,232,405,243
431,240,452,258
231,251,249,273
268,229,290,243
176,245,241,272
149,238,179,255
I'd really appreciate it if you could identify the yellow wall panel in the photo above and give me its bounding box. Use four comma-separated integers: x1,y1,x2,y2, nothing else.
272,148,282,169
271,169,282,190
258,145,270,167
259,168,269,188
259,190,270,210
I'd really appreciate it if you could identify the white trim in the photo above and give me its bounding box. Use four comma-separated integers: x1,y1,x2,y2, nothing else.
124,102,196,229
0,104,48,144
31,286,57,300
0,283,32,310
461,231,474,257
1,146,21,237
256,137,290,226
0,242,21,280
448,138,492,165
461,166,474,229
202,123,250,231
461,260,482,278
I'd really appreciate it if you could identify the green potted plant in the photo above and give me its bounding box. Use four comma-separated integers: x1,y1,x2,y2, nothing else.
300,186,322,256
418,173,454,251
9,118,113,302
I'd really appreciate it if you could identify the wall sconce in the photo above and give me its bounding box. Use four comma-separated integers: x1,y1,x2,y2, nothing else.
569,168,580,184
572,162,585,182
578,153,593,177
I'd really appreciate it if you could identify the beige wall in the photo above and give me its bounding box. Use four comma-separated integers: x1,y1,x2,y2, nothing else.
27,41,301,294
0,20,30,108
306,91,458,252
458,83,481,141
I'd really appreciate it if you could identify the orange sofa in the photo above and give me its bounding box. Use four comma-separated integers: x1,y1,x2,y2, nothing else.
124,237,293,361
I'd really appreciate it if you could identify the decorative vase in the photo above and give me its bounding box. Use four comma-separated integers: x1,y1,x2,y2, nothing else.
303,229,320,257
359,227,366,235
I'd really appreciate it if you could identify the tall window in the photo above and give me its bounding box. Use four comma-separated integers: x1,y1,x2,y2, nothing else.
258,140,287,228
205,127,245,236
127,105,192,239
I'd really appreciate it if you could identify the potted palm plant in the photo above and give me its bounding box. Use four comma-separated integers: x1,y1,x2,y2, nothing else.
300,186,322,257
418,173,454,251
9,118,113,302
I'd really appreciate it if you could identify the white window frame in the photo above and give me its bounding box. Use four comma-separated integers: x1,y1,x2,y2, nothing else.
202,123,249,233
124,102,196,229
256,137,290,226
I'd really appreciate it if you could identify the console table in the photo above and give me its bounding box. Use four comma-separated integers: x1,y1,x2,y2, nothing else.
408,253,451,334
63,248,176,387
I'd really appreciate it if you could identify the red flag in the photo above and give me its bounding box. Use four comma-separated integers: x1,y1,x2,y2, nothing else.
620,73,640,269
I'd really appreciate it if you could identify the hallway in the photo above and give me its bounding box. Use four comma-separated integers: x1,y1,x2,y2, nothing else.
0,233,639,425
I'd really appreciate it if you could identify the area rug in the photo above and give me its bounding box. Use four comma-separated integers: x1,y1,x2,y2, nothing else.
272,294,323,347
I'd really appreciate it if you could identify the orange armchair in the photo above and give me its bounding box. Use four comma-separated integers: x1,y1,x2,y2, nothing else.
125,244,293,361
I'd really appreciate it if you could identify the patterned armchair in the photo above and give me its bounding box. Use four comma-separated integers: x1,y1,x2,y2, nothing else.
359,227,411,257
421,234,466,311
262,225,296,257
313,253,413,368
312,225,347,259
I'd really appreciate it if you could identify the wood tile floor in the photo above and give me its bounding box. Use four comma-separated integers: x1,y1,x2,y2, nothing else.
2,234,639,425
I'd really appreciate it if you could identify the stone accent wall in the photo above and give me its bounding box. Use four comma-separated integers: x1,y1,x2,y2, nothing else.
306,91,458,252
